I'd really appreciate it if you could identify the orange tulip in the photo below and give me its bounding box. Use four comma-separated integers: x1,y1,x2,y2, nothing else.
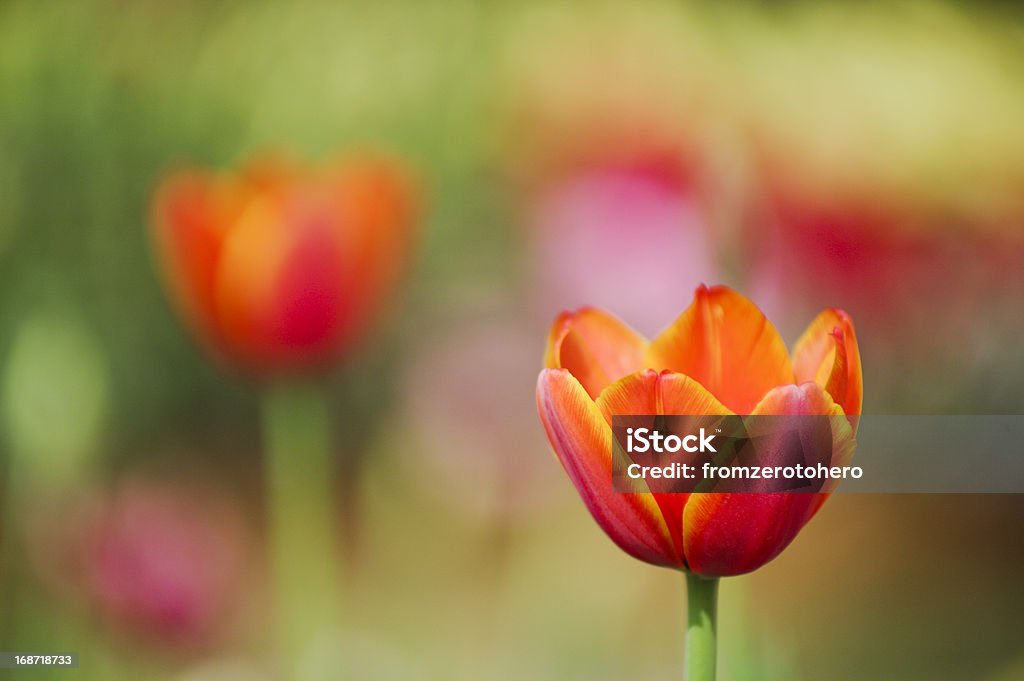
151,154,417,376
536,285,861,577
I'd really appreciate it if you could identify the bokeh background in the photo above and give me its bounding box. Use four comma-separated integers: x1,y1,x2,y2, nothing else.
2,1,1024,679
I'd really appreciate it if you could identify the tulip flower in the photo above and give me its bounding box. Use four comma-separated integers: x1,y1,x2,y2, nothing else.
151,154,417,376
150,152,418,675
536,285,861,680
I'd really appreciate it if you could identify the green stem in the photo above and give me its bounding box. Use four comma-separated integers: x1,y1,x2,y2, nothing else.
685,572,719,681
263,381,341,676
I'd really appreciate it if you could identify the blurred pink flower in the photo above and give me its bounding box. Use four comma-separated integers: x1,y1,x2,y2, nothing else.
79,476,251,649
528,163,718,337
500,13,724,336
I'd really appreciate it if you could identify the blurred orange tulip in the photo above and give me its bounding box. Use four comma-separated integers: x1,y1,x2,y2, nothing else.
536,285,861,577
151,154,418,375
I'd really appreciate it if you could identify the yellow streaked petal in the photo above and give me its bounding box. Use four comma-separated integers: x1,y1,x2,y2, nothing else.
537,368,678,567
792,308,863,430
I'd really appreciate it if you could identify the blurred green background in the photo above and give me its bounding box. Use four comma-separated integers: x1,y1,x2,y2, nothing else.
2,1,1024,679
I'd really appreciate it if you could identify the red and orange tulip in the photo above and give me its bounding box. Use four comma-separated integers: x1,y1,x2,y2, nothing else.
151,154,418,376
536,285,861,577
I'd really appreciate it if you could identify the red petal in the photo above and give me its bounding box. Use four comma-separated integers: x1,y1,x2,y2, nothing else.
681,383,854,576
268,193,351,363
150,172,239,350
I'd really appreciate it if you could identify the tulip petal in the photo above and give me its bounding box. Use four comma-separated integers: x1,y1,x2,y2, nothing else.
151,173,240,347
681,382,854,577
537,368,677,567
270,196,352,358
545,308,648,399
596,369,733,563
213,196,293,367
647,286,794,414
792,308,863,428
329,158,419,327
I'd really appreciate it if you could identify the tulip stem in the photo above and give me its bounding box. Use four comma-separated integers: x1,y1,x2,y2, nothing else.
684,572,719,681
263,381,341,676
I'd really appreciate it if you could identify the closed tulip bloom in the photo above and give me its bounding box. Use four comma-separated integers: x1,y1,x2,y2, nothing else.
536,285,862,578
151,154,417,376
